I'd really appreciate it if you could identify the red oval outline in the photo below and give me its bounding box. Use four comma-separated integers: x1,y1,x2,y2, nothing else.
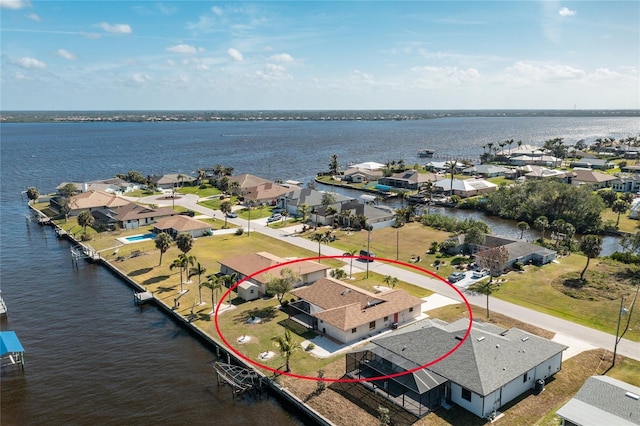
214,255,472,383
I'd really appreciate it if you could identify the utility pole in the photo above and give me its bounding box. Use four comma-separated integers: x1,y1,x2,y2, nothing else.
612,286,639,368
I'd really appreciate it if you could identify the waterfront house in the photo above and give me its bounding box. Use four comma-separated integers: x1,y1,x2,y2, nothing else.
242,181,292,205
153,215,212,239
570,158,615,170
277,188,354,218
508,154,560,167
556,376,640,426
341,167,384,183
93,202,176,230
227,173,272,192
346,318,567,418
378,170,438,190
289,277,423,344
52,190,130,217
462,164,510,178
611,174,640,194
150,173,195,190
56,178,139,195
314,200,396,229
217,252,329,301
433,178,497,198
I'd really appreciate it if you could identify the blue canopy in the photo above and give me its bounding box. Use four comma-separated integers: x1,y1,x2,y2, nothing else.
0,331,25,356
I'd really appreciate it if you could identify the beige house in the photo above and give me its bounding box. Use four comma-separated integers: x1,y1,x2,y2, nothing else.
218,252,330,301
93,203,176,230
290,277,423,343
56,190,130,216
153,215,212,239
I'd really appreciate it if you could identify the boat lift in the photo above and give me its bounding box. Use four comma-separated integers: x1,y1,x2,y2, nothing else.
0,331,25,370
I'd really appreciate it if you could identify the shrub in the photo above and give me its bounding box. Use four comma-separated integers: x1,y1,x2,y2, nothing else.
235,228,244,236
306,342,316,351
513,261,524,271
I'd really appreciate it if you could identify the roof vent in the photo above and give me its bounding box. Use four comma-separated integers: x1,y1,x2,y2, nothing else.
626,392,640,400
477,336,485,342
455,335,464,341
496,344,500,349
521,337,529,342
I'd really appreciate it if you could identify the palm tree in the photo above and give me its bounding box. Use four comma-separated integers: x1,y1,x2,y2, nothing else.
271,329,301,372
311,232,326,258
221,272,238,304
188,262,207,305
176,173,185,189
579,235,603,280
220,201,233,227
154,232,173,266
170,257,186,293
446,159,458,196
468,279,499,318
176,232,194,254
383,275,398,289
202,275,223,315
196,168,206,186
534,216,549,242
329,154,339,175
345,248,358,278
612,199,631,227
297,203,309,223
26,187,39,204
77,210,94,234
517,221,530,239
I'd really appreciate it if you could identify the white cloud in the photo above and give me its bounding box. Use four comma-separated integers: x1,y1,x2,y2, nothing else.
228,48,243,61
27,13,40,21
0,0,31,10
15,56,46,69
131,73,153,84
98,22,132,34
255,63,291,80
410,65,480,85
167,44,197,54
505,61,586,82
211,6,223,16
558,7,576,17
56,49,76,60
269,53,294,63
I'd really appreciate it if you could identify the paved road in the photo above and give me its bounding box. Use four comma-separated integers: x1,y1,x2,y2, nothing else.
136,193,640,361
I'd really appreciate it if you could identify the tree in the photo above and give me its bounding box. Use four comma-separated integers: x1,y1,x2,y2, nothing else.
176,232,194,254
171,253,195,293
266,267,300,304
468,279,499,318
330,268,347,280
26,187,39,204
297,203,309,223
154,232,173,266
383,275,398,289
534,216,549,242
220,201,233,227
446,159,458,196
475,246,508,283
597,188,619,208
517,221,530,239
221,272,238,304
202,275,223,314
612,199,631,227
77,210,94,234
377,406,391,426
464,226,486,248
271,329,301,372
58,182,78,198
196,168,206,186
311,232,326,258
170,257,186,293
188,262,207,305
329,154,339,175
344,249,358,278
579,235,603,280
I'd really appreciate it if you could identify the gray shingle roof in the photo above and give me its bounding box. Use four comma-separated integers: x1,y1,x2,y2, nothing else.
371,319,567,396
556,376,640,425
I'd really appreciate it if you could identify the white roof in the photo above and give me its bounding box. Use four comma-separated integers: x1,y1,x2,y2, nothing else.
434,178,497,192
349,161,385,171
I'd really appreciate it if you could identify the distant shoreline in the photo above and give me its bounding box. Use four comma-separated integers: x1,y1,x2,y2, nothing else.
2,109,639,123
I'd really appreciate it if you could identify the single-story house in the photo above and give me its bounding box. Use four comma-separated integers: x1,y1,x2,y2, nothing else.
445,234,557,269
611,174,640,194
153,215,212,239
51,190,131,216
523,167,571,182
314,200,396,229
621,164,640,174
378,170,438,190
290,277,423,344
243,181,292,205
496,144,542,158
462,164,510,178
348,161,386,171
346,318,567,418
570,158,615,170
277,188,354,218
341,167,384,183
509,154,560,167
150,173,195,190
434,178,498,198
217,252,330,301
56,178,139,195
556,375,640,426
568,168,619,189
93,202,176,230
227,173,273,193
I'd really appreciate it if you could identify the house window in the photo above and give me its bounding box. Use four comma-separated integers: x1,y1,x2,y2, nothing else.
369,321,376,330
523,372,528,383
383,316,389,322
351,328,357,333
409,307,414,312
250,289,254,294
461,388,472,402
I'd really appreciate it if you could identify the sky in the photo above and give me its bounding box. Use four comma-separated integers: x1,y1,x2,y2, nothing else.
1,0,638,110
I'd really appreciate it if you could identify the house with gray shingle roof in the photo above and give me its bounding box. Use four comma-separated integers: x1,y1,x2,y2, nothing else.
556,375,640,426
346,318,567,419
290,277,423,343
462,164,511,178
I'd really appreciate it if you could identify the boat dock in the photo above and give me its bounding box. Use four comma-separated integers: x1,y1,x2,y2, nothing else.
134,290,154,306
0,331,25,370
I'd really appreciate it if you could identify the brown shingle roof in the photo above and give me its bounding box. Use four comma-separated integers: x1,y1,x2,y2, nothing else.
218,252,329,284
154,215,211,232
69,190,130,210
293,277,423,330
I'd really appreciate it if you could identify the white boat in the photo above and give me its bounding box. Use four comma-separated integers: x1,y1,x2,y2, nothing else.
417,149,435,158
0,292,7,316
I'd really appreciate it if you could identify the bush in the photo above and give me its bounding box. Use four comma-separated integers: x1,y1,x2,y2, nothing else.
610,251,640,265
235,228,244,236
513,261,524,271
306,342,316,351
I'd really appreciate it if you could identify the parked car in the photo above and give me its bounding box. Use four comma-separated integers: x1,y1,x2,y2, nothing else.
447,272,466,283
267,213,282,223
472,269,490,279
359,250,375,262
226,211,238,218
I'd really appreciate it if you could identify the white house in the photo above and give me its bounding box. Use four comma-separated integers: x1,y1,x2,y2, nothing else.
346,318,567,418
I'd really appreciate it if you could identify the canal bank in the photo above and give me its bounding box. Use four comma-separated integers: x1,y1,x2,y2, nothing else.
34,206,334,426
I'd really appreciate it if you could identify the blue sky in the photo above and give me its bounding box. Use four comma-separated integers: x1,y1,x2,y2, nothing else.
1,1,638,110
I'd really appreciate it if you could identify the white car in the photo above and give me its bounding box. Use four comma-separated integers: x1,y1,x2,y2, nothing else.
472,269,489,279
267,213,282,223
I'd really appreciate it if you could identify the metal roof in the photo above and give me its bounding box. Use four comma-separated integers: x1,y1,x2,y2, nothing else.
0,331,25,356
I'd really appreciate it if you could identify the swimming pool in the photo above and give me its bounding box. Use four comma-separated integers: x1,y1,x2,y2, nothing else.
117,233,156,244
